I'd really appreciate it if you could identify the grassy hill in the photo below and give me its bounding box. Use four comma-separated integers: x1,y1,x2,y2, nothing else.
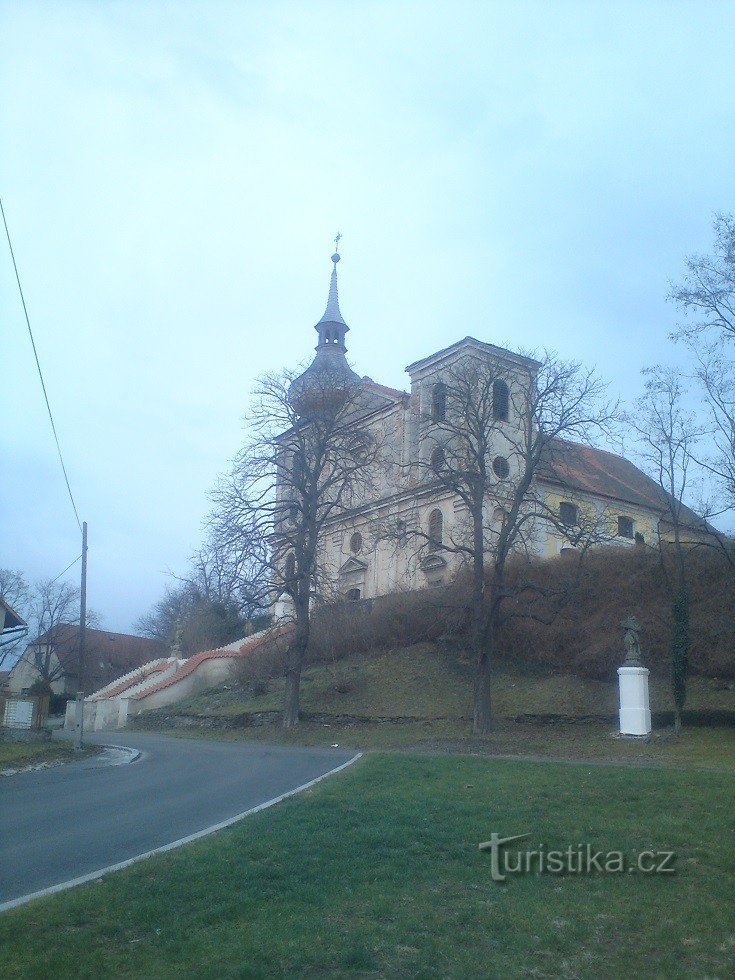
142,642,735,721
135,642,735,766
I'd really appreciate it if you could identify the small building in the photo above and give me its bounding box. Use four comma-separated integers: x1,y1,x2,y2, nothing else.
7,626,166,698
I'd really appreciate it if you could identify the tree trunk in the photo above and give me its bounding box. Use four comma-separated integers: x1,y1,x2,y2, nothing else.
282,601,309,729
470,499,489,733
671,587,690,734
473,651,493,735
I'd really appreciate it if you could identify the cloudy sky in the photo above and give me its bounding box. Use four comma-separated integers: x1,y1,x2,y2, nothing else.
1,1,734,632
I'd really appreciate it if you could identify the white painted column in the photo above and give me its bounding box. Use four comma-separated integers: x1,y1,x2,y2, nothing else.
618,666,652,736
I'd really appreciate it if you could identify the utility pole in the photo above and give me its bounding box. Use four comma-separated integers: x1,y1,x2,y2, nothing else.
73,521,88,751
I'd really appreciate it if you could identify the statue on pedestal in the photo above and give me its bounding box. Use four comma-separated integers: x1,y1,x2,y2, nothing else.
621,615,643,667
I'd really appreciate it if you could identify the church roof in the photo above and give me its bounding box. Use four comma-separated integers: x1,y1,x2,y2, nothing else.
406,337,541,375
315,257,348,330
539,439,709,531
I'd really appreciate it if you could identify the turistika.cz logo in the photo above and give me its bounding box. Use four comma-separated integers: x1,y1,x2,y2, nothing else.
478,833,676,883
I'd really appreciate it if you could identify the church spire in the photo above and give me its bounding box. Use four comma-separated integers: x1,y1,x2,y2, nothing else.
288,235,360,415
314,234,349,352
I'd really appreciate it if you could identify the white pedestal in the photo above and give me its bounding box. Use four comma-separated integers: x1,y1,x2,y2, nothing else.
617,666,652,736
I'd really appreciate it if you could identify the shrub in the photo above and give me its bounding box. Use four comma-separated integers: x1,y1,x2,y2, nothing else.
307,546,735,680
231,637,285,696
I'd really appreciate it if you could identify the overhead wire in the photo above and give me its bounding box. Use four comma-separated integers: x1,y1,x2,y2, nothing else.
0,196,83,533
48,554,83,586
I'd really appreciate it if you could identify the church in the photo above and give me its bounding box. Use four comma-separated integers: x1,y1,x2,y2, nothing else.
276,248,706,607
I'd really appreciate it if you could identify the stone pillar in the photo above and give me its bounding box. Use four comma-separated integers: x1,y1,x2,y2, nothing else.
617,616,652,736
618,666,652,735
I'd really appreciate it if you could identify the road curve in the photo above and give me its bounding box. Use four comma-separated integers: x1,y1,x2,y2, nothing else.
0,732,358,907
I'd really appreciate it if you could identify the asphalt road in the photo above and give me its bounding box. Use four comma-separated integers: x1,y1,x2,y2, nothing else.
0,732,357,907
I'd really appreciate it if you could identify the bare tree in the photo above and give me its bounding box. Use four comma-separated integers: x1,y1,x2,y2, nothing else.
211,368,380,728
691,342,735,518
398,350,615,734
670,214,735,525
670,213,735,343
20,579,82,688
628,366,706,732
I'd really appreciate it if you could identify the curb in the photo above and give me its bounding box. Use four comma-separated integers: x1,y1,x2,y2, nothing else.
96,744,141,765
0,750,363,913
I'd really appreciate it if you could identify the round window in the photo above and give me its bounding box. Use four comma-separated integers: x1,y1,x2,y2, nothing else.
350,531,363,554
492,456,510,479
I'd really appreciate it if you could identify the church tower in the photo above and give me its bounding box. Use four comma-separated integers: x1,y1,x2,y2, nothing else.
289,240,360,414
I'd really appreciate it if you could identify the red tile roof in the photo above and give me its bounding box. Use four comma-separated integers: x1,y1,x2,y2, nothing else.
25,626,166,692
133,625,295,700
88,658,178,700
539,439,707,530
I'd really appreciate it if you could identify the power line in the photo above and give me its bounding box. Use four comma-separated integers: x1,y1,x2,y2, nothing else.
1,197,82,533
48,554,83,586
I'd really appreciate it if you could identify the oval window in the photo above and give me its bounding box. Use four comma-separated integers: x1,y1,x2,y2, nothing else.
431,447,445,471
492,456,510,479
350,531,363,554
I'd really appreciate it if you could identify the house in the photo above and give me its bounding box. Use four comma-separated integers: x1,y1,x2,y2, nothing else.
0,596,27,651
7,626,166,698
273,249,709,608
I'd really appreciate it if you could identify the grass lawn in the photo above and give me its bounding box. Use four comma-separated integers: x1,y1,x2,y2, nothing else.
174,715,735,769
0,739,76,771
1,753,733,978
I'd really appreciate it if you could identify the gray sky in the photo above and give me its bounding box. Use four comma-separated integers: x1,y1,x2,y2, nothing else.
2,1,734,632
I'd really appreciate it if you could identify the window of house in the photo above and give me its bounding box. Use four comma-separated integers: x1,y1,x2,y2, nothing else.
431,382,446,421
428,508,443,551
617,516,634,539
492,379,509,422
285,553,296,581
346,588,361,601
492,455,510,479
493,506,506,524
559,502,578,526
431,446,445,471
350,531,363,554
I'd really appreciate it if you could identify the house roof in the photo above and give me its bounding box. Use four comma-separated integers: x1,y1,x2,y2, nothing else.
1,596,27,632
538,439,708,530
23,626,166,692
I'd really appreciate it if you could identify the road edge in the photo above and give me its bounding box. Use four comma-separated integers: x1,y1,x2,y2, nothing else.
0,749,363,914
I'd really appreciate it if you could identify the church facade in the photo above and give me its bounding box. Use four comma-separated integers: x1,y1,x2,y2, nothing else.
275,250,706,608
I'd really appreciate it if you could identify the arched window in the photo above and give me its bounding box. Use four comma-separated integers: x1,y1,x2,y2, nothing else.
492,455,510,479
617,516,634,539
432,382,446,421
350,531,363,554
431,446,446,471
285,553,296,582
493,379,509,422
493,506,506,524
346,588,361,601
428,508,443,552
